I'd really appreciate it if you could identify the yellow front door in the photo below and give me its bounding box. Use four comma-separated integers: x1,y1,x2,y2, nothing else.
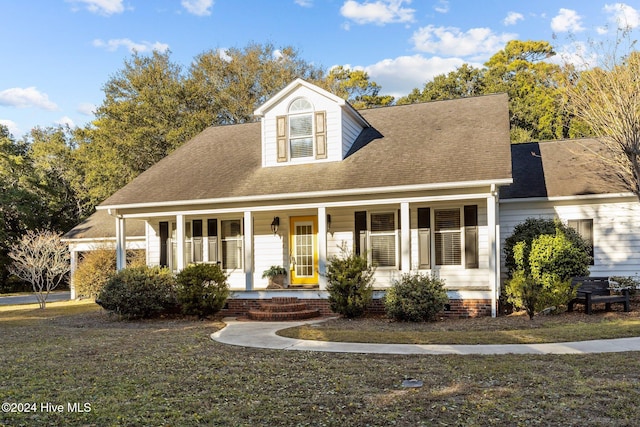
290,216,318,285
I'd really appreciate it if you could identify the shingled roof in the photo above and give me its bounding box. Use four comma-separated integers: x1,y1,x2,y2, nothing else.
500,139,630,199
62,210,145,240
100,93,511,208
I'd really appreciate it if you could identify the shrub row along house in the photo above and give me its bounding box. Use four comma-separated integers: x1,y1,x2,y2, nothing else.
63,79,640,317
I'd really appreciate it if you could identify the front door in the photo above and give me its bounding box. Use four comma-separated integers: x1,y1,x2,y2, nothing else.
290,216,318,285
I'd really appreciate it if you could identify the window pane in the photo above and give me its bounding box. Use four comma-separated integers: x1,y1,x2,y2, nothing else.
290,137,313,158
289,98,313,113
371,234,396,267
290,115,312,137
435,232,461,265
435,209,461,230
222,240,242,270
371,212,395,232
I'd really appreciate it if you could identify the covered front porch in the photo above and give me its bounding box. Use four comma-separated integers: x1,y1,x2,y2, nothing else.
109,185,502,316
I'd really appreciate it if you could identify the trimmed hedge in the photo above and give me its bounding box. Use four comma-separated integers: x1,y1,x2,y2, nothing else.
385,272,448,322
176,264,229,318
96,266,177,319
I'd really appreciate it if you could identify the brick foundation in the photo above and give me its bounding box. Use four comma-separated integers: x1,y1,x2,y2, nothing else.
221,297,493,318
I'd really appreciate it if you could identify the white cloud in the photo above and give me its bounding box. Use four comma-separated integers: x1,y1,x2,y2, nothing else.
77,103,96,116
552,41,598,70
363,54,470,98
411,25,516,59
67,0,125,16
340,0,415,25
295,0,313,7
0,119,20,137
504,11,524,26
434,0,449,14
181,0,213,16
551,8,585,33
603,3,640,30
56,116,76,128
93,38,170,53
0,87,58,111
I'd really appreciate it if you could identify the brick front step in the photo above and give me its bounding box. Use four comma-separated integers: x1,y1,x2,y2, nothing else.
246,297,321,321
258,302,309,312
247,309,321,321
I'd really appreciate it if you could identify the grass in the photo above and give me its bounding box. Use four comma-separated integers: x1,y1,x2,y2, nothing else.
278,308,640,345
1,301,640,426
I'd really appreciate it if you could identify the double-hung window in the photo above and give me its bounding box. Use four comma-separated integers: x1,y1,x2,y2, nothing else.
369,212,397,268
221,219,243,270
435,209,462,266
568,219,594,265
289,98,314,159
432,206,478,268
276,97,327,163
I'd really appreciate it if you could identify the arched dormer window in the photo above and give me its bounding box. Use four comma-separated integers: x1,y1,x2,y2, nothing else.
288,98,314,159
276,98,327,163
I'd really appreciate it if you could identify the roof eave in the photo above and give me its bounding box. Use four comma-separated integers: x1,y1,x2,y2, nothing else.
98,178,513,211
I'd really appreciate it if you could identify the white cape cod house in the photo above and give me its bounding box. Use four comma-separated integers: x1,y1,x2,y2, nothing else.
80,79,512,317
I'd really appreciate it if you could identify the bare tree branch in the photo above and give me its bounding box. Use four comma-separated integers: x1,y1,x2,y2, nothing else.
8,230,70,309
567,29,640,200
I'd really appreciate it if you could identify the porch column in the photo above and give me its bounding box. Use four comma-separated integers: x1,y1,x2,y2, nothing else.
116,216,126,271
69,248,79,299
176,214,185,271
318,206,327,290
487,185,498,318
244,210,253,291
400,202,411,272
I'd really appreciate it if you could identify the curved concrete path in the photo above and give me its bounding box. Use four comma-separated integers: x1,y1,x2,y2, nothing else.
211,318,640,355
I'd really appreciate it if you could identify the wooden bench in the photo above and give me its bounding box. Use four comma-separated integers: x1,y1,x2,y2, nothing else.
568,276,631,315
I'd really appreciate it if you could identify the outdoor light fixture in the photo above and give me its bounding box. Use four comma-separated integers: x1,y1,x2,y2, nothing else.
327,214,332,233
271,216,280,235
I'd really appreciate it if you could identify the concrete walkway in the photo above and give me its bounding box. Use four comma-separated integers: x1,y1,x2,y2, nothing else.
211,318,640,355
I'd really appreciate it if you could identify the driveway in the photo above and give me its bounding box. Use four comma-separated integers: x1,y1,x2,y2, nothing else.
0,291,71,306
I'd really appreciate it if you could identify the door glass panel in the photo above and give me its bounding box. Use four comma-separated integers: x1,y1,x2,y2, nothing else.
295,224,314,277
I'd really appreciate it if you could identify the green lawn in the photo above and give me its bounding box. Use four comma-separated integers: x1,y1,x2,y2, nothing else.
1,301,640,426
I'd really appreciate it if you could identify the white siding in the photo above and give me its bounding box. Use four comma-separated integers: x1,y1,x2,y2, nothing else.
252,213,290,289
146,221,161,266
499,196,640,279
342,112,364,158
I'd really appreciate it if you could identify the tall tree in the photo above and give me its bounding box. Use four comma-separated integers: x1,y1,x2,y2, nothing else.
185,43,325,128
567,34,640,200
484,40,570,142
321,66,394,109
398,40,573,143
80,50,190,205
397,63,485,104
28,126,88,230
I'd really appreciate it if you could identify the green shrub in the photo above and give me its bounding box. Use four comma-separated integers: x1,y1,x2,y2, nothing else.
176,264,229,318
74,248,147,298
384,272,448,322
96,266,177,319
504,218,591,277
505,229,588,318
326,251,375,318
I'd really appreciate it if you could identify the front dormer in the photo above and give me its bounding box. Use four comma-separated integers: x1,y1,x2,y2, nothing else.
254,79,370,167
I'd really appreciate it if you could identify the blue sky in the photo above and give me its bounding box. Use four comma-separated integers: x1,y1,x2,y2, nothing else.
1,0,639,138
